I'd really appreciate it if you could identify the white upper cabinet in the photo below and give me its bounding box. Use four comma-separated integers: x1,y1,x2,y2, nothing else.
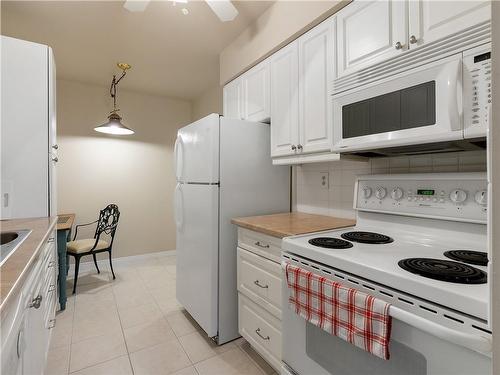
223,78,242,120
223,60,271,123
298,17,335,154
337,0,407,78
408,0,491,48
242,60,271,123
270,41,299,157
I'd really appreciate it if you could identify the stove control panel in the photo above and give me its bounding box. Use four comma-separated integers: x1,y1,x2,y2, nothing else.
355,173,487,223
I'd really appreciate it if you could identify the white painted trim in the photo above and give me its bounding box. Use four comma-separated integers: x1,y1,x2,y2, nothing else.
490,1,500,371
77,250,176,266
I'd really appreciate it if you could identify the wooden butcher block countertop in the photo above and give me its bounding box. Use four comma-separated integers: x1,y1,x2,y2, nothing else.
231,212,356,238
0,217,57,310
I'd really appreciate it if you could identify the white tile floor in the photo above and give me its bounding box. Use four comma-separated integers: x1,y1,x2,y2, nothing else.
45,252,277,375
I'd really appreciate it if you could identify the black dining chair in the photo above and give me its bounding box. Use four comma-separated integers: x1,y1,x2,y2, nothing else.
66,204,120,294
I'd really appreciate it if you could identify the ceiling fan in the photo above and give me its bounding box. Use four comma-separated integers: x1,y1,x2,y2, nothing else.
123,0,239,22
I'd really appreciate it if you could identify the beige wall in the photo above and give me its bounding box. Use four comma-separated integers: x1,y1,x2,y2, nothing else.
220,0,349,84
192,84,223,120
57,79,192,259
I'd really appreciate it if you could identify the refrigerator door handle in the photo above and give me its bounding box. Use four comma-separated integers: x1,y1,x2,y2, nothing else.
174,135,184,182
175,183,184,230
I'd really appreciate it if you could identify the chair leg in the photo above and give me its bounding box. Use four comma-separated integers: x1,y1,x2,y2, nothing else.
92,253,100,274
72,256,81,294
108,251,116,280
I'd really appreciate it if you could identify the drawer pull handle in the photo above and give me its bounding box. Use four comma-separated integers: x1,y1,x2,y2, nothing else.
48,319,56,329
255,328,270,341
29,295,42,309
48,261,56,268
254,241,270,249
48,237,55,243
254,280,269,289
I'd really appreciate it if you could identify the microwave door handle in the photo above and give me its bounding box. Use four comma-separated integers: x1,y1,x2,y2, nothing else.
390,306,491,354
448,61,463,131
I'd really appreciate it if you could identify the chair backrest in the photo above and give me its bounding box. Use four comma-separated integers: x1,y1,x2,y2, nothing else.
94,204,120,240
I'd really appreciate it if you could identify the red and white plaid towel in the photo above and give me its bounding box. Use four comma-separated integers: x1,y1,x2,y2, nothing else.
284,263,392,360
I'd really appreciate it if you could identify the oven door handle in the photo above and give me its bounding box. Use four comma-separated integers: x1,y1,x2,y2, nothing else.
281,262,492,354
390,306,491,353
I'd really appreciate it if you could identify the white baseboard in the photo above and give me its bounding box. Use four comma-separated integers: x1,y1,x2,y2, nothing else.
77,249,176,266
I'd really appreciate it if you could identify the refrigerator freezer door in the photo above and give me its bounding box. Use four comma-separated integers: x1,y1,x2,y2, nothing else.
175,183,219,338
176,114,220,183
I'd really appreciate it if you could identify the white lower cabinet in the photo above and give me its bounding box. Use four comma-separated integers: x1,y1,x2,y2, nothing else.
236,229,282,372
1,230,57,375
239,294,282,371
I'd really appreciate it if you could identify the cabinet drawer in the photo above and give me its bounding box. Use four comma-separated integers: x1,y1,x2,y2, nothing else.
239,294,281,371
237,247,281,318
237,228,281,262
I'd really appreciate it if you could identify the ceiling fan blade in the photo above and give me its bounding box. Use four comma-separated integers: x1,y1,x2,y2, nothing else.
123,0,151,12
205,0,238,22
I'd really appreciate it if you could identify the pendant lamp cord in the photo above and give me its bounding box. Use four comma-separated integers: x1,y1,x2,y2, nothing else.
109,69,127,113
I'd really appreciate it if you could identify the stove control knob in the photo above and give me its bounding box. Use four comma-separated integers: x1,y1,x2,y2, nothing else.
391,187,403,201
474,190,487,206
375,187,387,200
362,187,372,199
450,189,467,203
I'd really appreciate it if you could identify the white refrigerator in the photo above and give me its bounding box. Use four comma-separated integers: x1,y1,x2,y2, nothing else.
174,114,290,344
1,36,57,219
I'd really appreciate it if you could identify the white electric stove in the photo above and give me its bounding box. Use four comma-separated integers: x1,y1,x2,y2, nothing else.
281,172,491,375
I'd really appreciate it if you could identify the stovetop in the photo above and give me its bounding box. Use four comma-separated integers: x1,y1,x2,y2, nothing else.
282,216,488,321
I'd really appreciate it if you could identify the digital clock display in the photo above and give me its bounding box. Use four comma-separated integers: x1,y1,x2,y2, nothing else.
417,189,435,196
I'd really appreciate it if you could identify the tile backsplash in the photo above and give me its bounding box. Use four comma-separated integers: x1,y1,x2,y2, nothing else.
294,150,487,219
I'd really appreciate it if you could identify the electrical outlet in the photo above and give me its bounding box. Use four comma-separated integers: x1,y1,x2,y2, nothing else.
319,172,329,189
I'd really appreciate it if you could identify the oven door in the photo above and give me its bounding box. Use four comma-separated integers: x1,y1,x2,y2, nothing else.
332,54,463,153
281,282,491,375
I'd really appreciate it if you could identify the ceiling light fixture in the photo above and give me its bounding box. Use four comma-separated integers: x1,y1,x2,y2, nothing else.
123,0,238,22
94,63,135,136
181,7,189,15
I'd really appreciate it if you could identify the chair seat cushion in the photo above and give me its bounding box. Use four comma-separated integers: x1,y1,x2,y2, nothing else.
67,238,109,254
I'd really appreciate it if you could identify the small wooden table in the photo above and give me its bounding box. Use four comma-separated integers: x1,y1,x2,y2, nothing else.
57,213,75,310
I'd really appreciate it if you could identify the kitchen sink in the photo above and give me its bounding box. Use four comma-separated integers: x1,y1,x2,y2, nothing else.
1,232,19,245
0,229,31,266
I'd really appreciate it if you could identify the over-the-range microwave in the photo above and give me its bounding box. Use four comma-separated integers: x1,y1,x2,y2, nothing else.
332,44,491,155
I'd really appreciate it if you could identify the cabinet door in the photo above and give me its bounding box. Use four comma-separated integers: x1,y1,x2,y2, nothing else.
298,17,335,154
337,0,407,78
223,78,242,120
270,41,299,157
408,0,491,48
242,60,271,123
